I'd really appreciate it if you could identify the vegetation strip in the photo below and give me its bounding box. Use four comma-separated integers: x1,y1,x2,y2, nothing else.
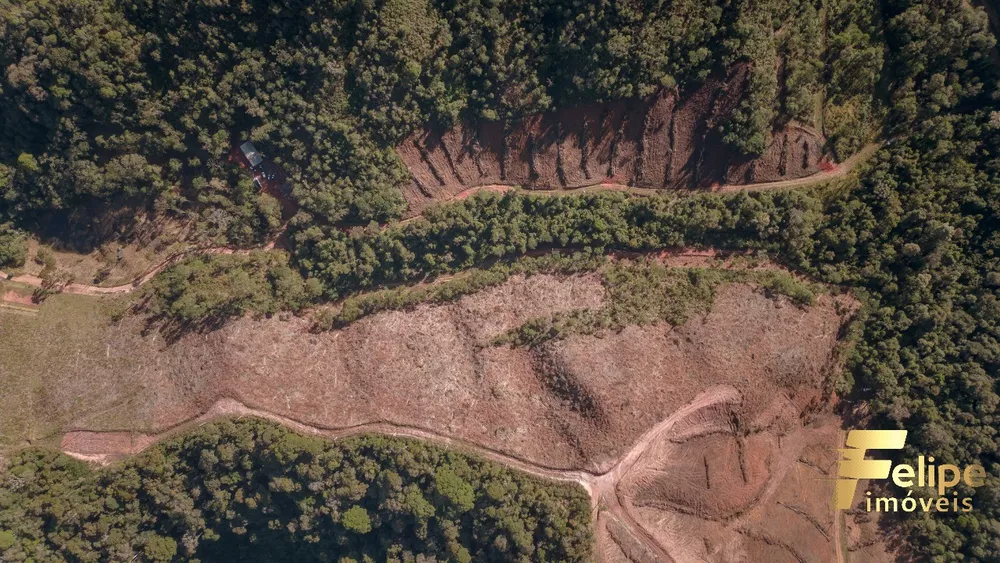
492,264,820,349
7,387,739,562
2,418,592,562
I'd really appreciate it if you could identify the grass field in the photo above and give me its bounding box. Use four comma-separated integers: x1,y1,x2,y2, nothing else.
0,292,129,449
17,221,192,288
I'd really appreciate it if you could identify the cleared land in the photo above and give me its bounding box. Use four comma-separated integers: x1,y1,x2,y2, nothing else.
398,66,831,214
47,277,848,470
0,256,882,561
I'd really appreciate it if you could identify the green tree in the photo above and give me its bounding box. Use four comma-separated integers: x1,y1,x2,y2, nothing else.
341,506,372,534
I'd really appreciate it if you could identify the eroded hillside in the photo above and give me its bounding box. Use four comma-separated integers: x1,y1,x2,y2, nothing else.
44,270,845,469
0,257,878,561
398,66,828,214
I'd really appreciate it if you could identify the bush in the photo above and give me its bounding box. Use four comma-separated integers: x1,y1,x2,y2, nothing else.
0,225,27,269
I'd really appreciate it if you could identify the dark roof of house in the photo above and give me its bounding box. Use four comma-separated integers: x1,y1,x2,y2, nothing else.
240,141,264,167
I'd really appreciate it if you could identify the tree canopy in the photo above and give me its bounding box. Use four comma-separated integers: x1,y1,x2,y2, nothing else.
4,0,1000,559
0,419,593,562
2,0,881,246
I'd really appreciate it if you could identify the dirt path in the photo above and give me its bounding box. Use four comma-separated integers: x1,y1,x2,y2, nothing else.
435,142,880,203
834,430,846,563
0,240,278,297
60,386,742,562
0,145,877,300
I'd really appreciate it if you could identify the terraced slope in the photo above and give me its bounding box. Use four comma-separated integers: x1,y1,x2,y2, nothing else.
398,66,829,214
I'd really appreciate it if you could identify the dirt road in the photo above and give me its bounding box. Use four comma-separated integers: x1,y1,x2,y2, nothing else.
438,142,880,202
0,241,276,297
834,430,847,563
61,386,744,562
1,143,877,300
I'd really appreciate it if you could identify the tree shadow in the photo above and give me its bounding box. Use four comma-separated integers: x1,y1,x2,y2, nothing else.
134,294,248,345
28,195,156,255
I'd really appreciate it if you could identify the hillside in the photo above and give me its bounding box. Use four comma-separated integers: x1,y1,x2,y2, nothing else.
3,0,1000,561
0,259,864,561
399,66,829,214
0,0,881,246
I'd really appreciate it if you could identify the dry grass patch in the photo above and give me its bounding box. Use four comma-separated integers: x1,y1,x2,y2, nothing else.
2,268,852,479
0,293,132,447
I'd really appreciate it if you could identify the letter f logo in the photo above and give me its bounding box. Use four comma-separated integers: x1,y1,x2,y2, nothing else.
834,430,907,510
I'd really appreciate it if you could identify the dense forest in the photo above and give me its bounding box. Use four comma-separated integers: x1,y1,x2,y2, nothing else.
4,0,1000,560
0,0,880,253
0,419,593,562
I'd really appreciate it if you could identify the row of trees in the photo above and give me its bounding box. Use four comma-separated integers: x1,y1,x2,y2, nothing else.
290,189,818,299
0,419,593,562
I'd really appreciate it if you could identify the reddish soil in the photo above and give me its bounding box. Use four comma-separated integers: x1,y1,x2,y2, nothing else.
396,138,439,195
439,123,483,186
638,91,676,188
729,125,826,185
45,266,867,561
397,65,830,213
504,115,538,186
616,399,846,562
612,99,644,185
558,105,592,187
530,113,563,189
2,290,35,307
670,71,725,188
52,276,848,474
535,284,849,471
586,101,627,181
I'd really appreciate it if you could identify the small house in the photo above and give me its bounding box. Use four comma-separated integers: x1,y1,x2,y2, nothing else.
240,141,264,169
233,140,293,197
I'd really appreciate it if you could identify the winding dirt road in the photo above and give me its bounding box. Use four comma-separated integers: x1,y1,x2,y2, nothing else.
1,143,877,300
8,150,870,559
62,386,743,562
444,142,880,201
0,243,272,297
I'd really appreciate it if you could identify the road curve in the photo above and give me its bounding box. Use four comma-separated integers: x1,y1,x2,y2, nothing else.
1,143,879,299
60,386,743,562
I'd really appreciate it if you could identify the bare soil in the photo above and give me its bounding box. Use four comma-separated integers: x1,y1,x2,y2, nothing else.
2,289,35,307
439,122,483,186
52,276,847,473
558,105,592,187
35,266,878,561
397,66,830,213
586,101,627,181
638,91,676,188
531,113,563,189
615,399,846,562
